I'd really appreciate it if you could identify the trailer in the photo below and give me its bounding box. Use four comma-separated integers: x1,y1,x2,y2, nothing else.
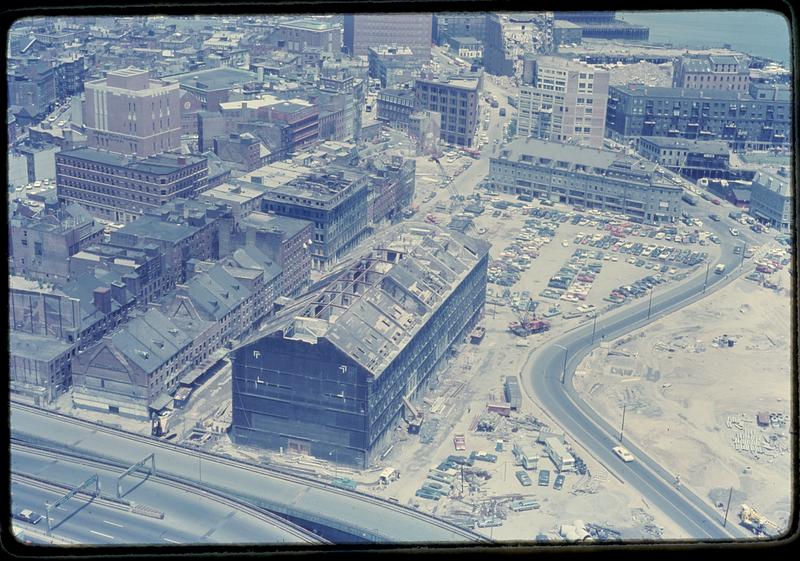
453,433,467,451
504,376,522,410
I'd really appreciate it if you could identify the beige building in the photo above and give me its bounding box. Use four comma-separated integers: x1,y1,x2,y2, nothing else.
517,55,609,149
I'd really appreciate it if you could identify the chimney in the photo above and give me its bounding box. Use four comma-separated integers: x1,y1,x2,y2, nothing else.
93,286,112,315
110,280,126,304
177,156,187,165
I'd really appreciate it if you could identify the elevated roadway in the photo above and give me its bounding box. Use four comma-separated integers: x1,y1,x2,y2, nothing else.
10,441,323,545
10,403,488,544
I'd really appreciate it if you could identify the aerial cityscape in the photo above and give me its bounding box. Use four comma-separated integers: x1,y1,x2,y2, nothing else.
6,8,794,549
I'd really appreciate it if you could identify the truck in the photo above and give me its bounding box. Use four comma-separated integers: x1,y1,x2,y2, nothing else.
714,264,726,275
499,107,506,116
512,443,539,471
453,434,467,451
151,410,172,437
739,504,778,536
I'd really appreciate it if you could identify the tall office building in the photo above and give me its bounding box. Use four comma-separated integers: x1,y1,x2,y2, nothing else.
343,14,432,59
84,67,182,157
517,55,609,148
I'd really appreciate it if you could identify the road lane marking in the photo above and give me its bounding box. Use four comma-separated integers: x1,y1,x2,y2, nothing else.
163,538,182,544
89,530,114,540
103,520,123,528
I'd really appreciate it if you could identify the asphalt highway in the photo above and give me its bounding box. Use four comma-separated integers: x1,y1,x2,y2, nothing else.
522,200,770,540
10,405,486,543
10,443,321,545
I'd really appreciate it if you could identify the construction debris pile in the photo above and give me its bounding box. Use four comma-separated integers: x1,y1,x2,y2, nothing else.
726,412,789,461
631,507,664,539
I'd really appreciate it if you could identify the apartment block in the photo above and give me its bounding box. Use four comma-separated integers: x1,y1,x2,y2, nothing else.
414,73,482,147
56,148,208,223
749,168,792,232
673,54,750,91
606,84,792,151
84,67,181,157
343,14,432,59
487,137,682,224
517,55,609,149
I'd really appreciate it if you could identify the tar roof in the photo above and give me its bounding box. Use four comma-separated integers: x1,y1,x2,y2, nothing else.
639,136,729,155
10,332,72,362
167,67,258,90
240,211,313,239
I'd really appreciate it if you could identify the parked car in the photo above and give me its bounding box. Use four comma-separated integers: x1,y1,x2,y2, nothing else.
516,470,533,487
554,474,565,490
708,214,721,222
538,469,551,486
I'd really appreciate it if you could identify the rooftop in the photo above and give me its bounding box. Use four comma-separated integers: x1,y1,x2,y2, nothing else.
240,211,313,239
111,309,192,374
57,148,206,175
498,138,676,188
753,169,791,197
639,136,730,155
167,67,258,91
10,332,73,362
280,18,337,31
610,84,764,102
258,222,490,377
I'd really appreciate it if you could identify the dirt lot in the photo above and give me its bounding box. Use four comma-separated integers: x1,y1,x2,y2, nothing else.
573,256,792,536
366,194,728,541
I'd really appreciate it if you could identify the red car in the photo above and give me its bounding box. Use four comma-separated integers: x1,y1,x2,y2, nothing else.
711,198,721,205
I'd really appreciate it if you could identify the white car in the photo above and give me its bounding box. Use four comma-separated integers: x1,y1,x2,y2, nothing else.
730,228,739,236
612,446,635,463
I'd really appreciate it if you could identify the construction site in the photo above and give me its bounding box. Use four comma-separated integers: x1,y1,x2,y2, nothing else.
572,246,792,537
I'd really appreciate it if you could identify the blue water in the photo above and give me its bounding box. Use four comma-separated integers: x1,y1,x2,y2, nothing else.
618,10,792,66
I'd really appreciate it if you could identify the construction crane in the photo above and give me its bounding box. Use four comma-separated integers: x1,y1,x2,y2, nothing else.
508,298,550,337
430,155,463,211
739,504,778,536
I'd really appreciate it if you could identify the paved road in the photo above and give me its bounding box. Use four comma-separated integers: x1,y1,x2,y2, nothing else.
10,404,486,544
11,444,321,545
522,208,771,540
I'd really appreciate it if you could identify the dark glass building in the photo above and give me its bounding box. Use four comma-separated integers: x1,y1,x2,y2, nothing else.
230,223,490,467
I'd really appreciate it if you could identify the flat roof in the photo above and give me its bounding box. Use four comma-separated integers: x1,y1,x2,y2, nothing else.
240,211,313,239
58,148,205,175
281,18,336,31
167,67,258,90
639,136,729,155
11,332,72,362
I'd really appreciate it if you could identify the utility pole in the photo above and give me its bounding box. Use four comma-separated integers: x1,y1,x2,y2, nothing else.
723,486,734,527
740,242,747,269
619,404,627,442
703,261,711,294
591,313,598,344
647,287,654,320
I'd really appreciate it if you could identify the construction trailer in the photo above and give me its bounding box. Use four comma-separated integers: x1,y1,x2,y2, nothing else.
512,442,540,471
504,376,522,410
544,436,575,472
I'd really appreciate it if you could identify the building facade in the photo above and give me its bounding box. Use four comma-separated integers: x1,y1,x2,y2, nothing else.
414,73,482,147
230,223,490,467
487,137,682,224
606,84,792,151
749,169,792,232
376,88,417,125
636,136,731,180
257,166,369,271
56,148,208,223
84,67,182,157
10,201,104,281
343,14,432,59
517,55,609,148
276,19,342,54
673,54,750,91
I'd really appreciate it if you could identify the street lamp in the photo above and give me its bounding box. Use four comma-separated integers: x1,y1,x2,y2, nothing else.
590,313,598,344
553,344,568,385
703,261,711,294
647,286,654,320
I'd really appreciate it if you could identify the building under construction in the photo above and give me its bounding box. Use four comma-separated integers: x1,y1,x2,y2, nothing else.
230,222,490,467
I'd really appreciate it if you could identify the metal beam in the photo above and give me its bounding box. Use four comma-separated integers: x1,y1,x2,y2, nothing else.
45,474,100,535
116,453,156,498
